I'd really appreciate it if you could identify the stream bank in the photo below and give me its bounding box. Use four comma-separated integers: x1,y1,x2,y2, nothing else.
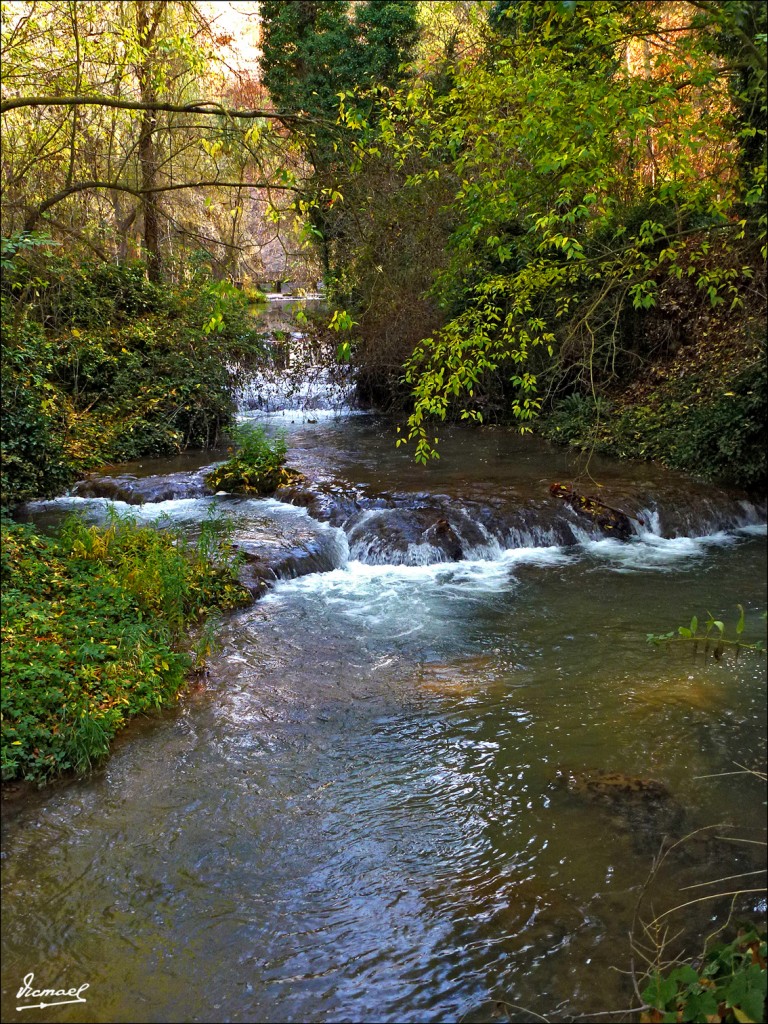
537,300,767,492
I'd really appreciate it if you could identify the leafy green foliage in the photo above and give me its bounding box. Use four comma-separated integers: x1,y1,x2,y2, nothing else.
342,1,766,460
259,0,419,278
641,930,767,1024
0,297,74,504
0,231,59,270
648,606,766,660
205,424,296,495
260,1,418,131
540,337,767,490
1,248,265,505
1,511,250,783
1,2,268,277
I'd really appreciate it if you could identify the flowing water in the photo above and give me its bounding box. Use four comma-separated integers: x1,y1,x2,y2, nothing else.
2,309,766,1023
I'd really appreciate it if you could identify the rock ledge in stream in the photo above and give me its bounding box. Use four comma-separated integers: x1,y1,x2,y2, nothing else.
72,471,212,504
552,766,685,852
232,521,347,597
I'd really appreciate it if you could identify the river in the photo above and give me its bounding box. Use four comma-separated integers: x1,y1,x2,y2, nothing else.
2,305,766,1023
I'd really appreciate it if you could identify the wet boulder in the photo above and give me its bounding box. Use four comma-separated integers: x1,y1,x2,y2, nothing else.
73,471,209,504
232,514,347,594
549,483,641,539
274,477,374,525
422,517,464,561
344,506,494,564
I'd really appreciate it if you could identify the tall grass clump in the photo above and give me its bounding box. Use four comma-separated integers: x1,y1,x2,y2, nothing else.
205,423,300,495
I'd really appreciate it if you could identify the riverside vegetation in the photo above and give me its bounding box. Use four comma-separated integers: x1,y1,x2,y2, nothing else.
268,2,766,487
1,239,265,506
1,241,264,784
1,509,250,783
204,423,300,496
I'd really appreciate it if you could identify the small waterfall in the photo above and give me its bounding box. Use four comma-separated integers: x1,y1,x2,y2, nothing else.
238,359,356,414
238,300,357,414
344,507,508,566
268,483,767,570
636,498,766,538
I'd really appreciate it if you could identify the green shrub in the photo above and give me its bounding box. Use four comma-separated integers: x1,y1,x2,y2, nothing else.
205,424,298,495
665,362,767,489
0,511,250,783
539,356,766,491
0,250,267,504
242,284,267,304
0,298,75,503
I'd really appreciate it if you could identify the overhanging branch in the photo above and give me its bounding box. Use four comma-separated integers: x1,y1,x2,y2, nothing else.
0,94,320,121
25,178,301,231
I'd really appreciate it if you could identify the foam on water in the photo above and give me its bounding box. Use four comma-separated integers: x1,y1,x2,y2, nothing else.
738,522,768,536
581,529,739,572
264,556,518,642
262,513,758,639
24,494,136,518
263,544,573,643
238,407,366,425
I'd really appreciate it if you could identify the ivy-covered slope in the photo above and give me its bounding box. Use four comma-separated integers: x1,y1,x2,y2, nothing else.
538,296,766,492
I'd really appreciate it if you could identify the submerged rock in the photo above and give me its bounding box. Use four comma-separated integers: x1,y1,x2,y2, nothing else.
552,767,685,852
553,766,672,801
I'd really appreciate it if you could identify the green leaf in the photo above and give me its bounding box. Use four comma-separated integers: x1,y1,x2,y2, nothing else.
668,964,699,986
732,1009,755,1024
681,990,719,1020
642,974,677,1010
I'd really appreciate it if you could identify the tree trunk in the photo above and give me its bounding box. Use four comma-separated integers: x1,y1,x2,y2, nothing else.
138,108,160,280
136,2,163,282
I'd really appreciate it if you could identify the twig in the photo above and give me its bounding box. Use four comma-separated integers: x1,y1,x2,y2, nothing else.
569,1008,649,1020
693,770,756,779
679,869,766,891
458,1001,549,1024
732,761,768,782
715,836,767,846
648,888,765,926
702,894,739,955
493,1002,550,1023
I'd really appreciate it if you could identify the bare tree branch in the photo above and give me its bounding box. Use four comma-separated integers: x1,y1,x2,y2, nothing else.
24,178,300,231
1,94,319,122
